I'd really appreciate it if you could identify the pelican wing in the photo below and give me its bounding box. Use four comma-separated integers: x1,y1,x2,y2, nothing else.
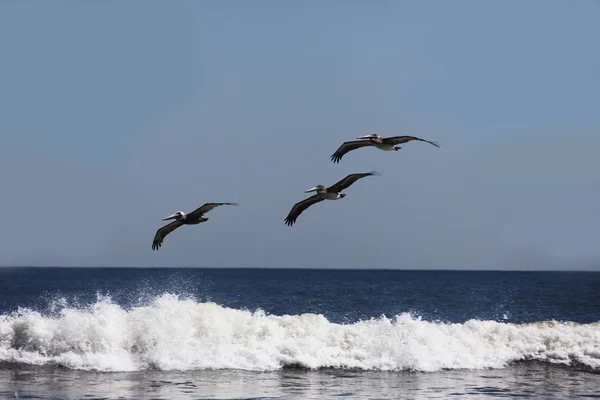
284,194,325,226
327,171,379,193
188,202,239,219
330,140,375,163
152,220,184,250
382,136,439,148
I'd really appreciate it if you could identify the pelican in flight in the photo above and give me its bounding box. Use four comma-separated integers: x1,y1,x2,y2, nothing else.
284,172,378,226
330,134,439,163
152,202,238,250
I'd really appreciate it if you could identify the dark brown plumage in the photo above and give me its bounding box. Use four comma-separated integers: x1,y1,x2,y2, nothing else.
284,172,378,226
331,134,439,163
152,202,238,250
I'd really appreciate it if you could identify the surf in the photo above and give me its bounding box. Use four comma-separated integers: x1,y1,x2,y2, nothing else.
0,293,598,372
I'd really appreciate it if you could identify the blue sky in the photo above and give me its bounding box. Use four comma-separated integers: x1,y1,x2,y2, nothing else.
0,1,598,269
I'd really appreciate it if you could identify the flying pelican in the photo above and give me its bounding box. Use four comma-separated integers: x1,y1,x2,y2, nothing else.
152,202,238,250
330,134,439,163
284,171,378,226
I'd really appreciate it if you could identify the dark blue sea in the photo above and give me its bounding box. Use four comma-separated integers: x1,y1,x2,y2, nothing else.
0,267,598,399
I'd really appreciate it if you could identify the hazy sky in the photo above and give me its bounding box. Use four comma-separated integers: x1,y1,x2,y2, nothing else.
1,1,598,269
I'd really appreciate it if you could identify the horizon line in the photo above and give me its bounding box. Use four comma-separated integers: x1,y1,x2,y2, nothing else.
0,265,598,272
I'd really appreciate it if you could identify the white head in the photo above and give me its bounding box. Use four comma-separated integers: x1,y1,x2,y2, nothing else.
162,211,187,221
304,184,326,193
357,133,381,139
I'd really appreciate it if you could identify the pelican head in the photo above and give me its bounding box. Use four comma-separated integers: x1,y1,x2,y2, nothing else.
357,133,381,139
305,184,326,193
162,211,187,221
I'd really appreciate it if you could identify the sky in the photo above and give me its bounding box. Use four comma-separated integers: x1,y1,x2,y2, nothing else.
0,0,599,269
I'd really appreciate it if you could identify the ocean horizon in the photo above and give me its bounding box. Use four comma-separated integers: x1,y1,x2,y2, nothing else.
2,265,599,270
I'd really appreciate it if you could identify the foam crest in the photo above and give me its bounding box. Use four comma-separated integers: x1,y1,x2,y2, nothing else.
0,294,598,372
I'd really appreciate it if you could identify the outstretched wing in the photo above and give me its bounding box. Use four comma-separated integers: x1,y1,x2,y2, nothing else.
187,202,239,219
152,220,184,251
284,194,325,226
327,171,379,193
330,140,375,163
382,136,439,148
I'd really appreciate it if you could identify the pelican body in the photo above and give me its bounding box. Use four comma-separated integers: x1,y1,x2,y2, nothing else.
304,184,347,200
330,133,439,163
361,134,398,151
152,202,238,250
161,210,208,225
284,171,378,226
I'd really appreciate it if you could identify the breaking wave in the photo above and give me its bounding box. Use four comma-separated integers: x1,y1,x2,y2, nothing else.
0,293,598,372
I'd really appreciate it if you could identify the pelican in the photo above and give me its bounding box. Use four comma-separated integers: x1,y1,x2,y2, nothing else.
152,202,238,250
284,171,378,226
330,134,439,163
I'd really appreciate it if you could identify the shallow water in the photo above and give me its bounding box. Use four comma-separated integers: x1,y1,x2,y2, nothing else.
1,363,599,399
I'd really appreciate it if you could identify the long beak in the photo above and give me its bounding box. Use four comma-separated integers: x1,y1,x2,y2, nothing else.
304,186,318,193
357,135,373,139
162,213,178,221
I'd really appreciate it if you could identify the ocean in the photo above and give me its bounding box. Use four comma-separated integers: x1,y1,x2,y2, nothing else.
0,267,598,399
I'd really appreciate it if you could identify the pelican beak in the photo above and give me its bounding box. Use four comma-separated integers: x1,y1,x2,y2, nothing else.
357,135,373,139
304,186,319,193
162,213,178,221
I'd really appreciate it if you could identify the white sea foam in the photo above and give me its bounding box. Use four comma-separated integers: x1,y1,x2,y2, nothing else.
0,293,598,372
